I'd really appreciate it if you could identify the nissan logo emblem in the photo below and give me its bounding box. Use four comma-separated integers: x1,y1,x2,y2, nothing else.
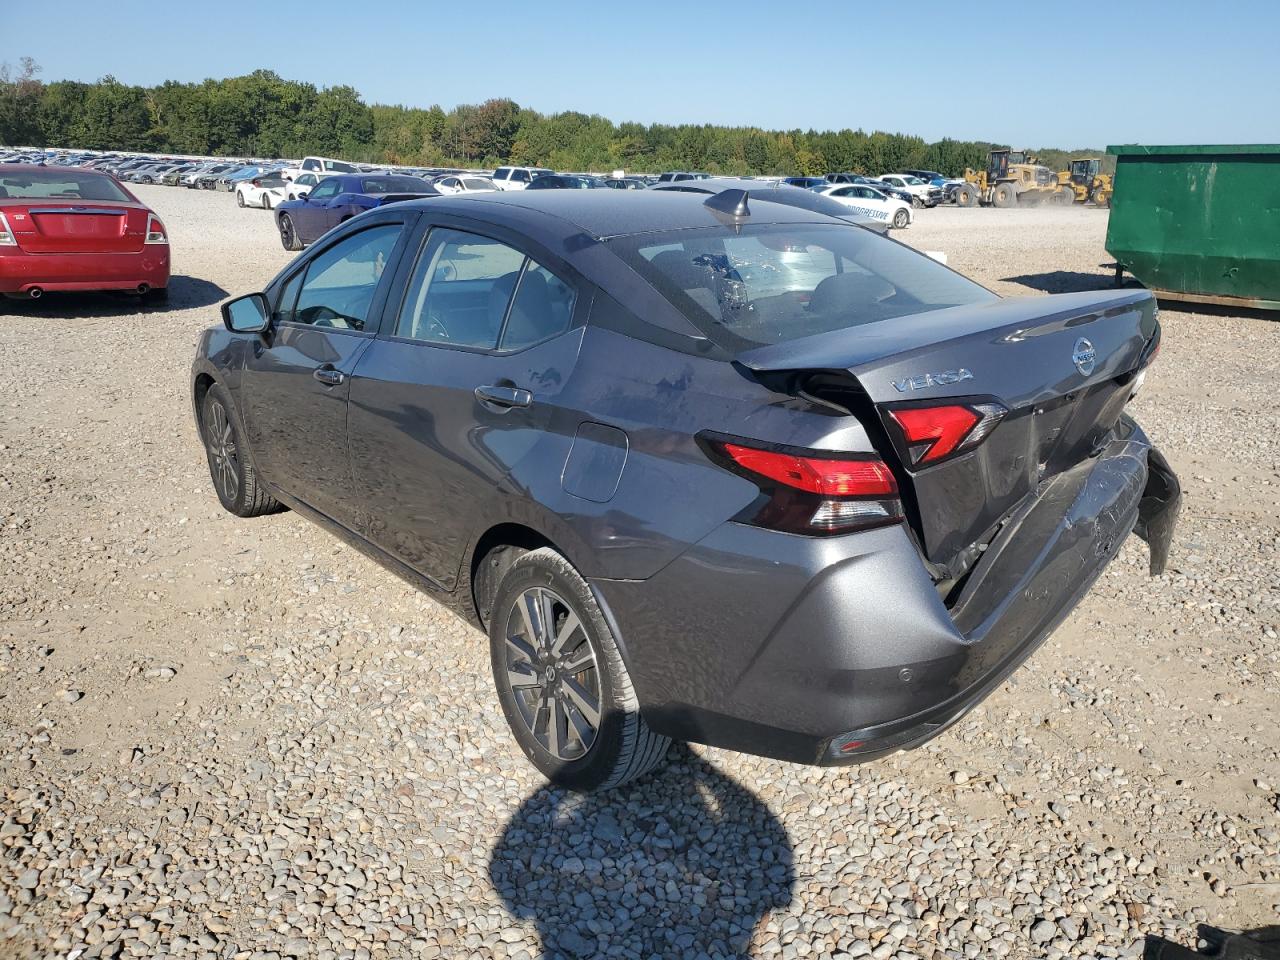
1072,337,1097,376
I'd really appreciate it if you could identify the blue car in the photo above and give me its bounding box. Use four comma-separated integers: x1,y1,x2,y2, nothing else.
274,174,439,249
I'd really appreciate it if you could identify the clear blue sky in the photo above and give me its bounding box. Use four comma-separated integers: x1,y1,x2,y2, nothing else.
7,0,1279,147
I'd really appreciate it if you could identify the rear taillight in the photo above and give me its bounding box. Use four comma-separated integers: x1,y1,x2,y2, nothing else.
887,401,1006,467
0,212,15,246
704,437,902,535
144,214,167,245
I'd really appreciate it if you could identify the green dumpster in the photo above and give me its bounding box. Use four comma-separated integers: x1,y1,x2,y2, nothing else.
1105,144,1280,310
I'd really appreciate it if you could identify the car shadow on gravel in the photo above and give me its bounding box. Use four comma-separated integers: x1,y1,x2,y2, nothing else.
1144,923,1280,959
0,274,228,318
1001,270,1121,294
489,747,794,959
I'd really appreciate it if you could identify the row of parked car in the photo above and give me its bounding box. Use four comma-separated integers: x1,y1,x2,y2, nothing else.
0,148,953,258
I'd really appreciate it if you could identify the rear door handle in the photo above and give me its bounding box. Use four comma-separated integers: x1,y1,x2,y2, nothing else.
475,384,532,409
313,365,345,386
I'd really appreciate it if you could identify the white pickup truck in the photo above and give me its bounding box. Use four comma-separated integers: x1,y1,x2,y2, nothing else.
280,156,360,182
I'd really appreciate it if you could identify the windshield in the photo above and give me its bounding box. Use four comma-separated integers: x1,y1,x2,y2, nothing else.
609,223,994,351
902,176,924,185
0,170,132,201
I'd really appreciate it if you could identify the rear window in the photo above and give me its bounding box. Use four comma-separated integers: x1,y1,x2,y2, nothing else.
0,170,131,201
609,223,995,351
360,176,429,193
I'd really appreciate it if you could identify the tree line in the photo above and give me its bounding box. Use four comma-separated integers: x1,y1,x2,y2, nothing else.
0,59,1112,177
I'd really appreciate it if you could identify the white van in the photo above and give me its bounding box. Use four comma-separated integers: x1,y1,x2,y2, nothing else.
281,156,359,182
490,166,554,190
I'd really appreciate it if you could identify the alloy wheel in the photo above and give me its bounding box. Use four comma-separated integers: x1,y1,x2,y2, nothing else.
501,586,601,761
205,400,240,502
280,216,296,248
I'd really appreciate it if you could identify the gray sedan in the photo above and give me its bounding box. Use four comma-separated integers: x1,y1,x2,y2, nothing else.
192,189,1179,791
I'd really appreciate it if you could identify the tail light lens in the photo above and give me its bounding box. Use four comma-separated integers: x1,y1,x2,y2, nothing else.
703,437,902,535
887,401,1007,467
144,214,167,245
0,212,15,246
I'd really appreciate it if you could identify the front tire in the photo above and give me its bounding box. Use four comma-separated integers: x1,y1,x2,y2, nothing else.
993,182,1018,207
489,547,672,791
236,191,246,207
200,384,282,518
278,214,302,251
892,208,911,229
954,183,978,207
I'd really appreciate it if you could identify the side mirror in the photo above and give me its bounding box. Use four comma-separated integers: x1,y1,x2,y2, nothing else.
222,293,270,334
297,191,309,200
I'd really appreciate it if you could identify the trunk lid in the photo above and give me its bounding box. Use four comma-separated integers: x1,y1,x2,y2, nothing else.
2,200,149,254
736,290,1159,568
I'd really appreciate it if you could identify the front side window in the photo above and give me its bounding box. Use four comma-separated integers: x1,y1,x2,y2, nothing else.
302,159,319,171
289,225,402,331
395,228,574,350
610,223,994,351
494,168,511,180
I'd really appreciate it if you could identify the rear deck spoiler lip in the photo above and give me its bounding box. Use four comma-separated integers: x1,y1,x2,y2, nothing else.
24,206,133,215
733,289,1154,374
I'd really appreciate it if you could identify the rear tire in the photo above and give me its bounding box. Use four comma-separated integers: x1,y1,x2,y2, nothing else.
261,193,272,210
892,208,910,229
200,384,282,518
1052,188,1074,206
278,214,302,251
489,547,673,792
992,182,1017,208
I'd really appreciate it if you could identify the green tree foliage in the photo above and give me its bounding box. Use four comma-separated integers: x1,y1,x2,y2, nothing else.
0,59,1107,177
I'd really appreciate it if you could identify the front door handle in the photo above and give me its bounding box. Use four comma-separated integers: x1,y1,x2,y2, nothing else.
475,384,532,409
313,365,345,386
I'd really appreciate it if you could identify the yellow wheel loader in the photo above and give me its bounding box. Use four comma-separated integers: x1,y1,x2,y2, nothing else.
1058,158,1113,207
953,149,1076,208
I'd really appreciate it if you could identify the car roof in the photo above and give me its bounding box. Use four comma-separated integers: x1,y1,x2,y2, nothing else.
397,188,843,243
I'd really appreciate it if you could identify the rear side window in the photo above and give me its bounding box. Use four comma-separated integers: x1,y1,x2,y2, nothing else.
302,159,319,171
395,229,526,348
395,228,574,351
512,170,531,182
289,225,402,331
500,262,575,351
494,167,510,180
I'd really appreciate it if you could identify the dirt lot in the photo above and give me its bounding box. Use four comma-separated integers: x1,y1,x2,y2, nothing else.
1,188,1277,960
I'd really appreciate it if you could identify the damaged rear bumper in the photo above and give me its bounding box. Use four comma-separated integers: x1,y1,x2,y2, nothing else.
592,417,1180,766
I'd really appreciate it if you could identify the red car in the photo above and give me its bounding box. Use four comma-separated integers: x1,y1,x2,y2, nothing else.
0,164,169,300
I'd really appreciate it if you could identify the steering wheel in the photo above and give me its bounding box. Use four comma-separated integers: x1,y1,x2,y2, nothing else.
301,305,360,330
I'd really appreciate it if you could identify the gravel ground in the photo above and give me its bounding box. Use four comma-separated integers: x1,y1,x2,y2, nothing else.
1,188,1277,960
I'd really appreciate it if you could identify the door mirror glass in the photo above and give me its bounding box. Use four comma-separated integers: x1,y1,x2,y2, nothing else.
222,293,270,333
297,191,309,200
